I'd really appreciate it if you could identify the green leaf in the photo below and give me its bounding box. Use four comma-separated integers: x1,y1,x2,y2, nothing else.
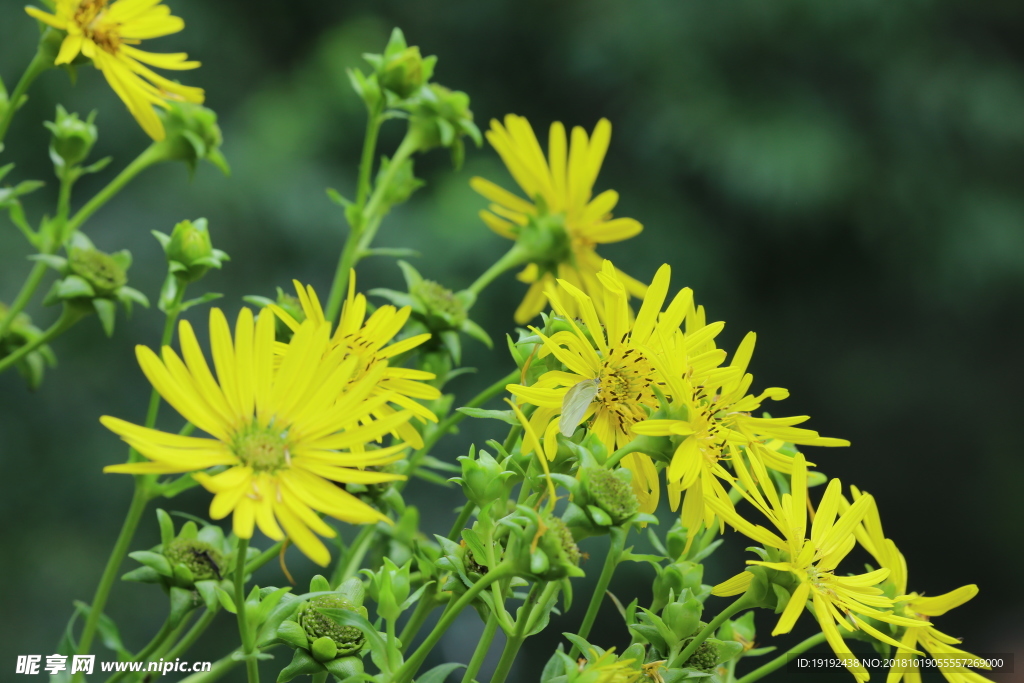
56,274,95,299
71,601,132,660
128,550,172,576
92,297,117,337
415,662,466,683
456,407,516,425
276,648,323,683
215,585,237,614
156,508,174,548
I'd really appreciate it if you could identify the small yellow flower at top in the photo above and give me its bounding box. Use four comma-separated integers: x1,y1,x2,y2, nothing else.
472,115,647,323
102,307,413,566
26,0,204,140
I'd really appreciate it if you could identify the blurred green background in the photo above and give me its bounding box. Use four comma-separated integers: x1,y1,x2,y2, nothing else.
2,0,1022,681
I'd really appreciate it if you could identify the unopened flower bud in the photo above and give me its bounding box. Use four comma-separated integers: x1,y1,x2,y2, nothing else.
663,592,703,641
582,467,639,525
453,447,513,507
375,28,436,99
298,595,366,657
44,105,97,168
163,218,228,282
156,101,230,175
163,537,223,582
69,245,127,297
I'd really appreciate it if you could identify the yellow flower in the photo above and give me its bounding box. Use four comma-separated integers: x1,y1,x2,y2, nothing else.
572,647,642,683
270,277,441,449
844,491,994,683
26,0,204,140
710,454,924,682
471,114,647,323
102,307,413,566
507,261,702,513
632,323,849,552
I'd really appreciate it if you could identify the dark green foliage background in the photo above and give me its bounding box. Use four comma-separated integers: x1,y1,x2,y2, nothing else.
1,1,1021,681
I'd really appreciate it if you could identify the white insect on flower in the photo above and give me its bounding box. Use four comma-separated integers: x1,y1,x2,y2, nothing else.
559,378,601,437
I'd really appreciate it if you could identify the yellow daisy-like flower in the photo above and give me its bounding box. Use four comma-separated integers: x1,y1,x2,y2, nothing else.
844,491,994,683
710,454,924,682
26,0,204,140
102,307,413,566
633,325,849,552
270,277,441,450
507,261,710,513
471,114,647,323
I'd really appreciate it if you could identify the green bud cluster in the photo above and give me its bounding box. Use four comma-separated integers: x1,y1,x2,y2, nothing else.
583,467,639,525
155,101,230,176
451,446,515,507
43,105,97,169
0,301,55,390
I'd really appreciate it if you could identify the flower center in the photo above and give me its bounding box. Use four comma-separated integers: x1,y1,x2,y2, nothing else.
74,0,122,54
596,347,658,431
233,423,290,472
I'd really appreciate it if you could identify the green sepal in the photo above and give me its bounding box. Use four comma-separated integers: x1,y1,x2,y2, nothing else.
56,274,95,299
128,550,172,577
276,648,324,683
195,580,221,611
215,585,237,614
275,619,309,650
120,566,161,583
156,508,174,548
311,635,338,662
323,656,364,680
168,586,196,627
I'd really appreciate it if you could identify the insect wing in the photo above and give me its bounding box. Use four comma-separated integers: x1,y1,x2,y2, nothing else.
559,379,599,437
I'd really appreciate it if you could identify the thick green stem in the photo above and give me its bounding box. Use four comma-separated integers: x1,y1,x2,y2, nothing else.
0,260,50,342
244,541,284,577
466,245,531,299
356,103,385,207
164,607,219,661
395,564,514,683
461,612,500,683
329,524,377,587
447,503,476,541
670,591,758,668
65,143,166,235
605,442,646,470
76,485,150,659
234,537,259,683
324,123,414,323
568,526,628,659
397,591,438,652
0,45,51,144
0,305,81,375
735,632,828,683
488,582,546,683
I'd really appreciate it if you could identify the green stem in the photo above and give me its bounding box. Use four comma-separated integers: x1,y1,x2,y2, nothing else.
65,143,166,235
466,245,531,299
0,45,51,144
397,591,438,652
461,612,500,683
330,524,378,587
447,503,476,540
0,260,49,342
244,541,284,577
568,526,627,659
356,102,384,207
100,614,180,683
324,119,411,323
399,367,521,493
311,673,328,683
164,607,220,661
234,537,259,683
735,632,827,683
605,442,646,470
670,591,758,668
177,650,242,683
488,582,546,683
395,564,514,683
76,485,151,659
0,305,81,375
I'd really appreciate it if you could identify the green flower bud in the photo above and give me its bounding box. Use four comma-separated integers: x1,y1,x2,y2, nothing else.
453,447,514,507
0,302,55,390
582,467,639,525
161,218,228,283
412,279,467,327
406,84,482,168
663,593,703,641
43,105,97,169
163,537,223,582
374,28,436,99
652,560,703,612
155,101,230,176
297,595,366,657
362,558,411,623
